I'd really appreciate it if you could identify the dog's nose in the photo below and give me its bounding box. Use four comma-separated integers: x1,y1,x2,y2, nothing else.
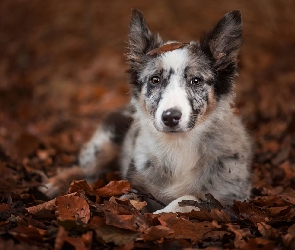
162,108,182,127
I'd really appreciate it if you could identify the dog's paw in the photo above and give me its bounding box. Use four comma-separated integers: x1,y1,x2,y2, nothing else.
38,166,85,199
38,181,63,199
153,195,199,214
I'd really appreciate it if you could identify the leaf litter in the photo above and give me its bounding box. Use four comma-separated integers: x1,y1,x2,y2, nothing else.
1,0,295,249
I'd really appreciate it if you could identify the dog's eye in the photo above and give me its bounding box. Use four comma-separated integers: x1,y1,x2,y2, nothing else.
150,76,161,85
190,77,201,85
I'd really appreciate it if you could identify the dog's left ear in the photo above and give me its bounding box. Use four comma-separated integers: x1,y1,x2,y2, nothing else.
127,9,162,69
201,10,242,71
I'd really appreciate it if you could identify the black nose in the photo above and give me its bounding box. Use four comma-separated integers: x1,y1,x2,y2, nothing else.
162,108,182,128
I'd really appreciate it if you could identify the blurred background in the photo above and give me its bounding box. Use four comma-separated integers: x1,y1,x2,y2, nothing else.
0,1,294,189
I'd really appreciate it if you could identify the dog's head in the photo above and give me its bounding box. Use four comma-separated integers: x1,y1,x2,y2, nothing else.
127,10,242,133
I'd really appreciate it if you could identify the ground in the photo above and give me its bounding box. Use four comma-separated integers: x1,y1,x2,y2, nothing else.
0,1,295,249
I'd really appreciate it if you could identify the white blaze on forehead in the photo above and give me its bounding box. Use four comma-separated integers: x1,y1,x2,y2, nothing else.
161,48,189,72
155,48,192,130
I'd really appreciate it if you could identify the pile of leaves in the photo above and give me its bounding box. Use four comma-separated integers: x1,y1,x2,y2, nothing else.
1,173,295,249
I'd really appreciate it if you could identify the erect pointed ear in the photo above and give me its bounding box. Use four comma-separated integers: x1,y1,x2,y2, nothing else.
127,9,162,69
200,10,242,71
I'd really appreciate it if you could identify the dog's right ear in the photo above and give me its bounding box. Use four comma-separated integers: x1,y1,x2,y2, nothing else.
127,9,162,69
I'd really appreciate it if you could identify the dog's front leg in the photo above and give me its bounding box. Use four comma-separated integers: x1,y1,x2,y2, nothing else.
153,195,199,214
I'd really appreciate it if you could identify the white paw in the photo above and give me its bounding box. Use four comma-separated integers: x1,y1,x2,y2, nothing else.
153,195,200,214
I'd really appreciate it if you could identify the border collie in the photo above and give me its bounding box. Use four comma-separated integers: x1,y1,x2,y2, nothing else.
41,9,252,213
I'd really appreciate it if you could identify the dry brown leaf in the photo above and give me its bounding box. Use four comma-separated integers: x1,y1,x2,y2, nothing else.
280,192,295,205
157,213,215,243
55,226,89,250
68,180,94,194
26,217,48,230
88,216,106,229
89,216,139,245
146,42,188,56
266,205,291,217
140,225,174,241
129,199,147,211
185,208,231,223
80,231,93,249
257,222,277,238
103,200,149,232
91,178,106,190
252,195,291,207
26,198,57,214
233,201,268,223
56,195,90,224
94,180,131,197
55,226,67,250
9,226,43,244
227,223,252,249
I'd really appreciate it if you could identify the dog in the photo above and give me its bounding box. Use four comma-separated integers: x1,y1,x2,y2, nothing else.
40,9,252,213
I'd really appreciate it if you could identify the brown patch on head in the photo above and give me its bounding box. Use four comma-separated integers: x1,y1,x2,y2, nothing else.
146,42,189,56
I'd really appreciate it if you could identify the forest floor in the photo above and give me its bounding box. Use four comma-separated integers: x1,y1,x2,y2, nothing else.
0,1,295,249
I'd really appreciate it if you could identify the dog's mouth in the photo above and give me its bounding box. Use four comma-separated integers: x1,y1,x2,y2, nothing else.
153,121,195,134
163,127,194,133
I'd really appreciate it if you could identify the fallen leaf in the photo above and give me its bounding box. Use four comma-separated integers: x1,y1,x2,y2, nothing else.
55,226,90,250
129,199,147,211
26,198,57,214
157,213,215,243
185,208,231,223
102,200,149,232
146,43,188,56
227,223,252,249
55,226,67,250
233,201,268,223
266,205,291,217
9,226,43,244
56,195,90,224
68,180,94,193
252,195,291,207
94,180,131,197
140,225,174,241
257,222,277,238
93,221,139,246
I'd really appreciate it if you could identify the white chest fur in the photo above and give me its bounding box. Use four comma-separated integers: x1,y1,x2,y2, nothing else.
132,122,204,200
